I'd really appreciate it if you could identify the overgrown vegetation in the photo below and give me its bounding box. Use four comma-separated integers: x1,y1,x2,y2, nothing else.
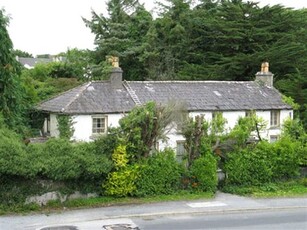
1,1,307,214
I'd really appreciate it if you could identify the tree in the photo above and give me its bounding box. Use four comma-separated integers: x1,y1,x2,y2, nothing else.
83,0,152,80
119,101,187,159
12,49,33,58
0,9,26,131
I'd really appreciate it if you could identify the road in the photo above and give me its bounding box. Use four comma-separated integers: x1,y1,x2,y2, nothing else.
0,192,306,230
132,209,307,230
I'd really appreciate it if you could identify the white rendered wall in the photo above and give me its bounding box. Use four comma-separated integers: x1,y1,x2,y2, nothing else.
71,113,124,142
48,109,292,144
50,114,59,137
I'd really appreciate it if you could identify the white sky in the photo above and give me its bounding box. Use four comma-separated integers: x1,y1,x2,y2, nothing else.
1,0,306,56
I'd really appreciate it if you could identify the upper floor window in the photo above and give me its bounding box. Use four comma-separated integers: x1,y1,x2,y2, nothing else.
270,110,280,127
92,115,107,135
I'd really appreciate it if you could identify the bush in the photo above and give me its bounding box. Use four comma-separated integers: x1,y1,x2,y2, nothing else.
189,153,218,192
271,137,300,179
0,127,28,177
134,148,184,196
225,142,273,186
103,165,139,197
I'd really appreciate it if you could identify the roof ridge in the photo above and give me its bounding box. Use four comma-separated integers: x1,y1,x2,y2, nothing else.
127,80,255,84
62,82,92,112
35,81,90,110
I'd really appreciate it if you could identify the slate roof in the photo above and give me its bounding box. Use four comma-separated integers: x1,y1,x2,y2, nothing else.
17,57,54,68
36,80,292,114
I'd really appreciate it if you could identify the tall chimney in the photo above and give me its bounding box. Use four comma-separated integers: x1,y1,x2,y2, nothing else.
108,56,123,89
255,62,274,87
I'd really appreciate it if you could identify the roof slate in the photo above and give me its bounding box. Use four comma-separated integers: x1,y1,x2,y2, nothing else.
36,80,292,114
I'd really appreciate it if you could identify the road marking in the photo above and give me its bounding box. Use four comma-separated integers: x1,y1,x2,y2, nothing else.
187,201,227,208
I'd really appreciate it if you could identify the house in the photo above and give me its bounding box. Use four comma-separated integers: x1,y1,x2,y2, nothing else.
16,56,65,69
36,61,292,151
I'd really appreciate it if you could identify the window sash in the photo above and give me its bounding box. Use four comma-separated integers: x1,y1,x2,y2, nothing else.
92,116,106,134
270,110,280,127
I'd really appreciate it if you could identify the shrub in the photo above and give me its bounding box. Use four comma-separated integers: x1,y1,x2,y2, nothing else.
103,145,139,197
73,142,113,181
0,127,28,177
103,165,139,197
189,153,218,192
134,148,184,196
225,142,274,186
271,137,300,179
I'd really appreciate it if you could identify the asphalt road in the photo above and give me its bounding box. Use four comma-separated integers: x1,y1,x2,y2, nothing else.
1,192,306,230
132,208,307,230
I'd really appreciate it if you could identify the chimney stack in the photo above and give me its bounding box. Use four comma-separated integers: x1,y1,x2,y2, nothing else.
255,62,274,87
108,56,123,89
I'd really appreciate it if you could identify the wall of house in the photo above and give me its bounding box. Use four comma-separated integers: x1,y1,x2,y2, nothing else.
50,114,59,137
71,113,124,142
47,109,292,145
158,109,292,151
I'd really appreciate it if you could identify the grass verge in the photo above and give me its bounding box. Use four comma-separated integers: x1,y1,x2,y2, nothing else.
0,191,213,215
222,178,307,198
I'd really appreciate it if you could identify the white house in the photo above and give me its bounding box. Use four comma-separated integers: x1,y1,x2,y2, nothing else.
36,62,292,152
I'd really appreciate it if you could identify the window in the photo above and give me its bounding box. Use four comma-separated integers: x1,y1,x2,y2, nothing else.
245,110,255,117
270,110,280,127
270,135,279,143
176,141,186,162
212,111,223,120
46,116,50,134
92,116,107,134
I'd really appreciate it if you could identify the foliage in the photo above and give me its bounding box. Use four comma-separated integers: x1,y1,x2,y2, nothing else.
271,137,300,179
0,9,27,131
282,118,307,166
182,115,209,167
228,113,267,145
134,148,184,196
104,145,139,197
0,125,28,177
93,127,120,158
26,139,113,181
224,138,302,186
83,0,152,80
84,0,307,129
119,101,187,159
60,48,92,80
103,165,139,197
225,141,274,186
189,153,218,192
57,115,75,139
182,112,226,167
222,178,307,198
13,49,33,58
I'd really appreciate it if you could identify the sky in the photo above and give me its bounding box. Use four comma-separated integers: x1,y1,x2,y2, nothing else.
1,0,306,57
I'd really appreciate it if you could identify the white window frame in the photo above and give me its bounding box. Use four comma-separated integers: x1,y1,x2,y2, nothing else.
92,115,107,135
270,110,280,128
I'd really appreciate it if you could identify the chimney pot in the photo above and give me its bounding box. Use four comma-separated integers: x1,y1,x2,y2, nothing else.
108,56,122,89
255,62,273,87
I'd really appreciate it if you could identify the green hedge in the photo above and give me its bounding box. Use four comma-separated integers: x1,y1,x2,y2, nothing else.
189,153,218,192
225,139,301,186
134,149,184,196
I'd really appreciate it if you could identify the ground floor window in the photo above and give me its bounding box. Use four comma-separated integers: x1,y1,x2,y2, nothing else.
176,141,186,161
270,110,280,127
92,115,107,135
270,135,279,143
